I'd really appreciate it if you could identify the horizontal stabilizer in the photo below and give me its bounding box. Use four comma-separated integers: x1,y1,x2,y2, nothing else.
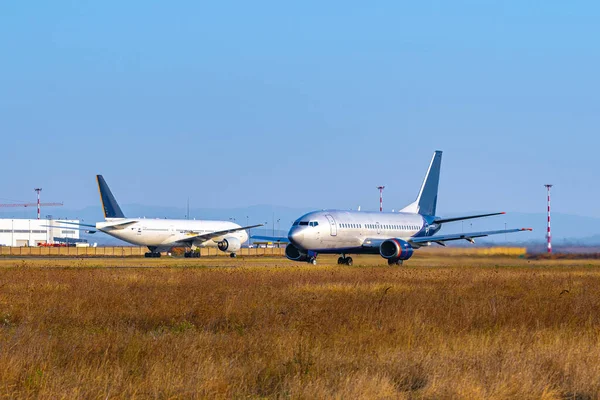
46,221,96,228
435,212,505,225
41,224,97,234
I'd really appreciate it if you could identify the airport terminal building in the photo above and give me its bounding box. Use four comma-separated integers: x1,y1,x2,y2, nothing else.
0,219,81,247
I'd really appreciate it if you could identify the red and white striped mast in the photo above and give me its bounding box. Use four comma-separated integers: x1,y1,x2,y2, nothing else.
544,184,553,253
34,188,42,220
377,186,385,212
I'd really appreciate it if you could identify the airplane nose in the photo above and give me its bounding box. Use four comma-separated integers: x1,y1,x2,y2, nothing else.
288,229,305,245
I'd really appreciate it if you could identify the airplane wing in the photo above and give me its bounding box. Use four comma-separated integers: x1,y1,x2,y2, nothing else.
176,224,263,245
100,221,138,229
359,228,531,249
251,235,290,243
410,228,532,245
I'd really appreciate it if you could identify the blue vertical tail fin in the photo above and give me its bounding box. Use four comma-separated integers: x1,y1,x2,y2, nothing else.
96,175,125,219
400,151,442,216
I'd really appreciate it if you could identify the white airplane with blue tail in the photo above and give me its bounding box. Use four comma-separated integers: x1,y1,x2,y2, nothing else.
253,151,531,265
54,176,262,258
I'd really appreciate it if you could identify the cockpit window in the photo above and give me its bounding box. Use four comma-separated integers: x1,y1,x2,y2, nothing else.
292,221,299,226
309,221,319,227
299,221,309,226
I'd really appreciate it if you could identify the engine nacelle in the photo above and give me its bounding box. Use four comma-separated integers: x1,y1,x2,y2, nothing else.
217,236,241,253
285,243,309,261
380,239,414,261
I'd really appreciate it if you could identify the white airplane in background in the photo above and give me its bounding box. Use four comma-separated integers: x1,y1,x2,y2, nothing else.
56,176,261,258
254,151,531,265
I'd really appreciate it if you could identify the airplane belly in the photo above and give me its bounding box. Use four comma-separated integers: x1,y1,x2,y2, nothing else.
108,231,148,246
115,230,168,246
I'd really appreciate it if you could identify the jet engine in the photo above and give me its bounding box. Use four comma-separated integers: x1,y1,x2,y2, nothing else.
379,239,414,261
285,243,309,261
218,237,241,253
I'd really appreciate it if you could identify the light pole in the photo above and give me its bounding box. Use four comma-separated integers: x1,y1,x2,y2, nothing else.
545,184,553,254
34,188,42,220
276,218,281,247
377,186,385,212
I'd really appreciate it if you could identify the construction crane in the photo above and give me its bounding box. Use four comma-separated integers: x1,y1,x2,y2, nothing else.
0,188,63,219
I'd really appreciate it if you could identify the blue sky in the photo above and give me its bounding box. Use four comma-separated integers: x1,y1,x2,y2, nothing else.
1,1,598,217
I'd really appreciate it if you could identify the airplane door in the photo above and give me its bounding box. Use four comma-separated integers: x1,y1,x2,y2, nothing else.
324,214,337,236
376,222,380,234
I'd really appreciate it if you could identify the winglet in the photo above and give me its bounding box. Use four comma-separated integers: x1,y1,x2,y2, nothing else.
521,228,533,231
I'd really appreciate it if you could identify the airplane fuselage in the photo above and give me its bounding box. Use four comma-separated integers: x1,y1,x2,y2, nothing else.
279,151,529,266
288,210,442,254
97,218,248,250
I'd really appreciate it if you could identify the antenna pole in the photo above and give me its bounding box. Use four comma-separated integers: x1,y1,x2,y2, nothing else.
34,188,42,220
376,186,385,212
545,184,553,254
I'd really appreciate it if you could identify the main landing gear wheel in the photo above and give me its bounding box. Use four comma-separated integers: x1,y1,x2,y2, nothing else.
338,256,353,266
230,253,237,258
388,259,403,266
184,252,200,258
144,252,161,258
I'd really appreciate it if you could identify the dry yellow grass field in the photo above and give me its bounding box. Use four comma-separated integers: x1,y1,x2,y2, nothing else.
1,254,600,399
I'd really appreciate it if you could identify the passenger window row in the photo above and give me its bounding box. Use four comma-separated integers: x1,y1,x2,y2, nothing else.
340,223,362,228
345,224,420,230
